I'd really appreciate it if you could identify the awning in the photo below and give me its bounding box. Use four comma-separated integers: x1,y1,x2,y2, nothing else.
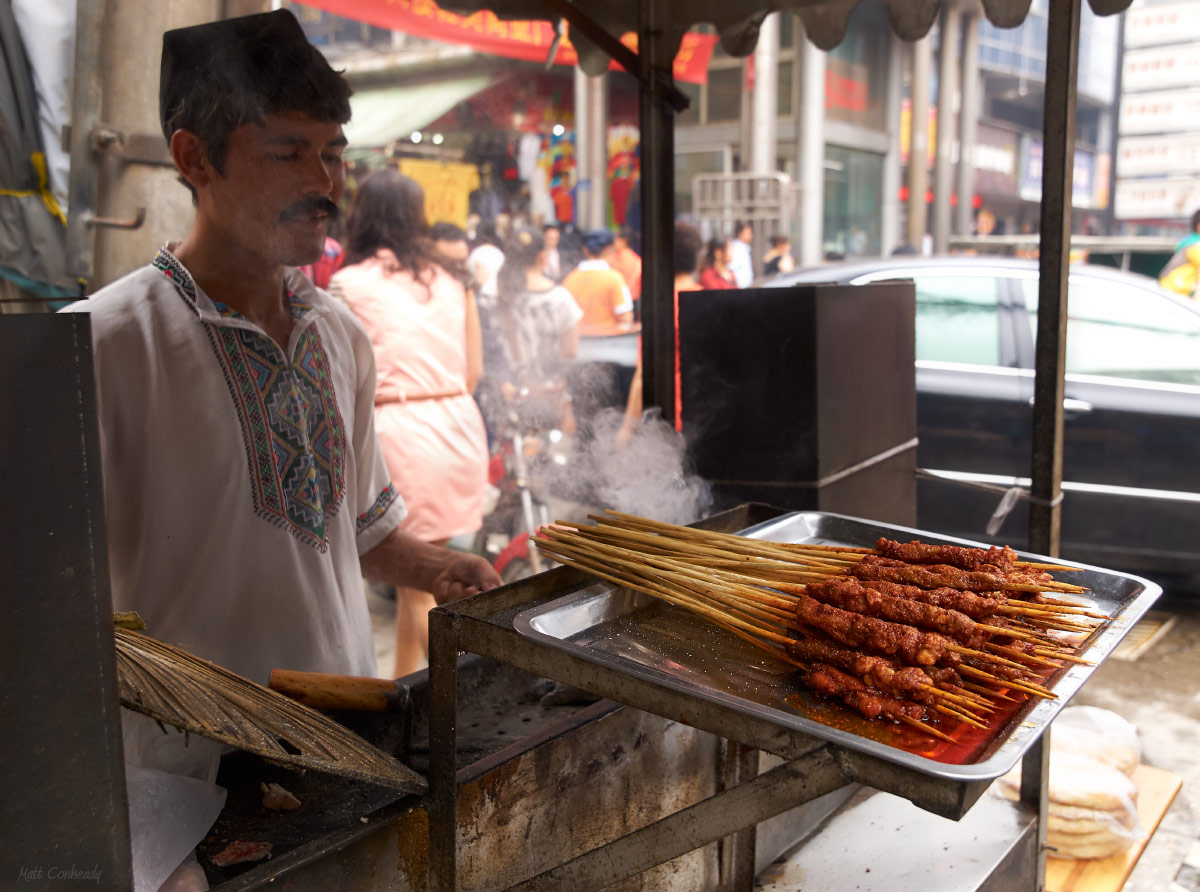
343,75,493,153
326,1,1136,75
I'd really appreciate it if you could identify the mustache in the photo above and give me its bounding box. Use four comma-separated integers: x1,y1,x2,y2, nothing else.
279,196,340,223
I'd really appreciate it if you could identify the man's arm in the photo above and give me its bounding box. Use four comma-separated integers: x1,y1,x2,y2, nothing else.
360,527,501,604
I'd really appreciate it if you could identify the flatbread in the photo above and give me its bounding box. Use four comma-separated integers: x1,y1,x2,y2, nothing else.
1047,829,1136,861
1049,800,1137,827
1051,706,1140,776
1047,812,1134,836
994,753,1137,811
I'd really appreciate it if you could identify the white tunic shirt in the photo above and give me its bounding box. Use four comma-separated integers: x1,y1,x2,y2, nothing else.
67,246,405,686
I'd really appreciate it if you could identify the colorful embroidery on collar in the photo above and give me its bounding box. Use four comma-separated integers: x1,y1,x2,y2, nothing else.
205,319,348,551
153,249,201,315
357,483,399,536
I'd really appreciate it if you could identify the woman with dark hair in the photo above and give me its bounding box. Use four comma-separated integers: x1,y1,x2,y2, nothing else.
698,236,737,290
489,226,583,431
329,169,488,677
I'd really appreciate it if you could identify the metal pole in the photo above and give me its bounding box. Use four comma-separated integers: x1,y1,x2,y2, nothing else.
637,0,676,422
428,609,460,892
932,3,959,253
1029,0,1081,559
955,13,981,236
795,23,825,267
907,35,932,252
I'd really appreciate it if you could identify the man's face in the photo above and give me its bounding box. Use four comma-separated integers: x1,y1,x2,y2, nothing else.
738,225,752,243
435,238,470,262
201,112,347,267
544,228,560,250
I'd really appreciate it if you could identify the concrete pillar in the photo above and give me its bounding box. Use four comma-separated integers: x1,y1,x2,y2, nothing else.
573,68,609,230
69,0,261,290
956,13,981,236
881,32,904,256
795,24,825,267
906,35,932,253
750,13,780,174
932,2,960,253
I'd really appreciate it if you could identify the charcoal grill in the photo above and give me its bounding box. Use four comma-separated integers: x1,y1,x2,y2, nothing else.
426,503,1160,892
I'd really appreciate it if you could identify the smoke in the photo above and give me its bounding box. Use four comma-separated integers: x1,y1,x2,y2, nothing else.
562,405,713,526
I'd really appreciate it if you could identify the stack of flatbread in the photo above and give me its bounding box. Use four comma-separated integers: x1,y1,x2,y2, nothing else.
993,706,1142,860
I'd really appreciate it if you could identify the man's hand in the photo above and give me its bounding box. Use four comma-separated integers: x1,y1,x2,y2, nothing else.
361,527,501,605
430,552,503,604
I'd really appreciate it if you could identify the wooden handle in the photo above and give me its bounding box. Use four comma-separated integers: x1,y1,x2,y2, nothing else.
268,670,403,713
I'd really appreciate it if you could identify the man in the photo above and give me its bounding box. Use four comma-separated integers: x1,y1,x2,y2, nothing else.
727,221,755,288
1160,209,1200,299
609,226,642,311
542,223,563,281
431,221,470,262
561,228,634,330
70,4,500,793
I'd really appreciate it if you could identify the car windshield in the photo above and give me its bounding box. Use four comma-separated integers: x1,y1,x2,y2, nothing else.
1020,276,1200,386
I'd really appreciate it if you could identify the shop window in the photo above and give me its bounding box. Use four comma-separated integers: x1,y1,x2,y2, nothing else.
825,0,888,131
707,67,743,122
823,145,882,259
778,60,794,118
677,81,701,125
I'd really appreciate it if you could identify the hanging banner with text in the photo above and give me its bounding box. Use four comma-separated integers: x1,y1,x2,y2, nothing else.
297,0,718,85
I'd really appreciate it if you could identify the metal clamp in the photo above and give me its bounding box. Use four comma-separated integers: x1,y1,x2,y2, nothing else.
84,208,147,231
88,125,174,168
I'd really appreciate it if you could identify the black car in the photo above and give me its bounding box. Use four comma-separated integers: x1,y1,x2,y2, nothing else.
763,257,1200,580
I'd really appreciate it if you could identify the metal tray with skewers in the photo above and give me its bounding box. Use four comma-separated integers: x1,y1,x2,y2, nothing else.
512,511,1161,782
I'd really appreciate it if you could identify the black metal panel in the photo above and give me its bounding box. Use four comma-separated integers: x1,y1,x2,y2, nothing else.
0,313,132,889
678,283,917,526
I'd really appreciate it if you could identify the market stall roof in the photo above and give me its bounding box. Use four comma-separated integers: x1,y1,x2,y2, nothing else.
343,74,493,154
427,0,1136,72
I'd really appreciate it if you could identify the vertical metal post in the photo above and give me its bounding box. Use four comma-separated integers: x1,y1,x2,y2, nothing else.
955,13,981,236
907,36,932,252
719,743,760,891
1020,729,1051,891
1029,0,1081,557
574,67,592,228
932,2,960,253
637,0,677,422
64,0,105,283
586,74,609,231
428,609,460,892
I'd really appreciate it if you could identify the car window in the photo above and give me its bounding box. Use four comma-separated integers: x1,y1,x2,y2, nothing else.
911,275,1002,366
1020,277,1200,385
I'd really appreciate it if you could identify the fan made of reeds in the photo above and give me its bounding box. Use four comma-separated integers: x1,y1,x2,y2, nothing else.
114,627,426,794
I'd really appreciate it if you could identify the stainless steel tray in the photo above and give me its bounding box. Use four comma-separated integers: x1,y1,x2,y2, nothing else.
513,511,1161,783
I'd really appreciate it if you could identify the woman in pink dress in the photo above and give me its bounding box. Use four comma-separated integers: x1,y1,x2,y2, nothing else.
330,171,488,677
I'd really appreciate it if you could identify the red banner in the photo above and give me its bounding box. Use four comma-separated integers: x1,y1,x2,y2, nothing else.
296,0,717,85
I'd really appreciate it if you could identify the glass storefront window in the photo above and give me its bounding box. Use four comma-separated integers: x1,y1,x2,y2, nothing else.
825,1,888,130
823,145,883,258
707,67,743,122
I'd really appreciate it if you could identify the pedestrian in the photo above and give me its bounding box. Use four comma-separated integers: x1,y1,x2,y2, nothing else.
494,226,583,432
330,171,490,678
698,236,738,290
609,225,643,308
66,12,500,886
727,220,755,287
1160,209,1200,300
430,221,470,262
542,223,564,281
616,221,704,445
562,228,635,331
762,234,795,276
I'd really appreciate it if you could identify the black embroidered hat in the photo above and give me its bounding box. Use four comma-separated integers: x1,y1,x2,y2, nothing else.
159,9,351,145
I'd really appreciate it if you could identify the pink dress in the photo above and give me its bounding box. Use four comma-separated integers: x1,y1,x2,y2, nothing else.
330,251,488,542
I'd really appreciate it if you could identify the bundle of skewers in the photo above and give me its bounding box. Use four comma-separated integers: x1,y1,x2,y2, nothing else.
533,511,1110,744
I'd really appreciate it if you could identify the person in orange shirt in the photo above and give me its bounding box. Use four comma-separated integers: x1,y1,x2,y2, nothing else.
616,222,704,445
562,229,634,331
609,226,643,308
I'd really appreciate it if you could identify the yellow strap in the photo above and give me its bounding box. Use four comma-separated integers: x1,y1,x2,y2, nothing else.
0,152,67,227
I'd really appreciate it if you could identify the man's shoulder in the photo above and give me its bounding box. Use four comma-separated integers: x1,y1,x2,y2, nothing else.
61,264,187,335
